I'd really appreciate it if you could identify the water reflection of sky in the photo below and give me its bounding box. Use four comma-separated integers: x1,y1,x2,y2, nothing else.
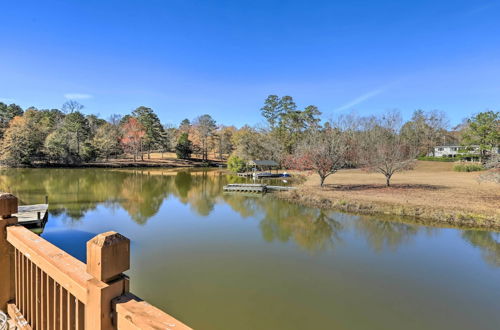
1,168,499,330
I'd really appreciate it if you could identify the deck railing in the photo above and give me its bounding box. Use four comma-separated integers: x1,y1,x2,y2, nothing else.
0,193,192,330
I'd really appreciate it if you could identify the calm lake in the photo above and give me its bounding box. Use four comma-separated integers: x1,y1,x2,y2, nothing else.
1,168,499,330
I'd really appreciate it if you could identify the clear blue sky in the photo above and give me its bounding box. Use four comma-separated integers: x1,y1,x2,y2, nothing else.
1,0,499,127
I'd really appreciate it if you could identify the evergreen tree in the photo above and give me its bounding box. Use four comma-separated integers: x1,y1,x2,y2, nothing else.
175,132,193,159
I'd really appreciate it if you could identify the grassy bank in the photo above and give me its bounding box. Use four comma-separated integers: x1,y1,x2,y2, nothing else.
278,161,500,230
2,152,226,168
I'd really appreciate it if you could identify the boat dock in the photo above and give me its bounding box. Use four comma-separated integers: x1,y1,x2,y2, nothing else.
237,172,287,178
223,184,295,193
13,203,49,227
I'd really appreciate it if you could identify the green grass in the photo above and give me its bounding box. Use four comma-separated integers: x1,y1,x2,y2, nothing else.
453,163,484,172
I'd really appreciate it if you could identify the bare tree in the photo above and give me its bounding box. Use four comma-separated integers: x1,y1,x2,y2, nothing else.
285,127,348,187
401,109,448,156
62,100,84,114
358,111,416,187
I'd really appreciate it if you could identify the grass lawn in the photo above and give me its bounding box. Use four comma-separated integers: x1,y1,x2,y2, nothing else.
288,161,500,228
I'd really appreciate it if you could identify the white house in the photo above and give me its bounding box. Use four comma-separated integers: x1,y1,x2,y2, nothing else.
432,145,499,158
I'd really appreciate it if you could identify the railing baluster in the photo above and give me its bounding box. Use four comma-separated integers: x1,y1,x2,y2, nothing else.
28,259,33,324
60,287,67,330
68,293,76,330
76,300,85,330
14,249,18,309
54,283,61,330
41,271,47,330
21,253,25,316
36,266,41,329
47,276,54,330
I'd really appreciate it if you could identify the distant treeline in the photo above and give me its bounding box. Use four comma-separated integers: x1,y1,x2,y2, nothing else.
0,98,498,183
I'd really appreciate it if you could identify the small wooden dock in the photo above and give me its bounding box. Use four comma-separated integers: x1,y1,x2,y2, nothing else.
13,204,49,227
224,184,267,193
237,172,285,178
223,184,295,193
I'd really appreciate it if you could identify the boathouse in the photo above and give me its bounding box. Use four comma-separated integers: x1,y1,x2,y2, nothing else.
247,160,279,172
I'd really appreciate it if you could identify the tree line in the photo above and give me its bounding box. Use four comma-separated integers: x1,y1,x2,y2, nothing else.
0,97,498,186
0,101,234,166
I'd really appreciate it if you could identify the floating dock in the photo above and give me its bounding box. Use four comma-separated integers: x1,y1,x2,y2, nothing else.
223,184,295,193
237,172,286,178
14,204,49,227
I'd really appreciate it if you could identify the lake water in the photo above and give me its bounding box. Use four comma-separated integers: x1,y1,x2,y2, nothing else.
1,168,499,330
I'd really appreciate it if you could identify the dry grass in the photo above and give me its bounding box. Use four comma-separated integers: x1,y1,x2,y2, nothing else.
284,161,500,228
85,152,226,168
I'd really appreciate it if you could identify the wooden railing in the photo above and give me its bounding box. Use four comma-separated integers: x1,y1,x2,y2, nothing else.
0,193,192,330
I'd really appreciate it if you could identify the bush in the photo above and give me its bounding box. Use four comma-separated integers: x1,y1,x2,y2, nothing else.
453,163,484,172
417,156,456,162
227,155,246,173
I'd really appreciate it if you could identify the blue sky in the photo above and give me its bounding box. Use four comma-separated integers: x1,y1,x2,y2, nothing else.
1,0,499,127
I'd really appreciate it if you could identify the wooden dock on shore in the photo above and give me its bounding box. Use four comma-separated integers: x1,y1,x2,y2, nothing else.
13,203,49,227
223,184,295,193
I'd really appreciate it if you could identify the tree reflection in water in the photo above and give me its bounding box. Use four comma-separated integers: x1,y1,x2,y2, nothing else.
354,216,419,252
0,168,498,265
462,230,500,267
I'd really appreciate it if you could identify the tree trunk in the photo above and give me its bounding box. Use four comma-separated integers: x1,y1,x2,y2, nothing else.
320,176,325,187
386,175,391,187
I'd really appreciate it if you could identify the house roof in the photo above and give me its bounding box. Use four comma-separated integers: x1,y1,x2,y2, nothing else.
247,160,279,166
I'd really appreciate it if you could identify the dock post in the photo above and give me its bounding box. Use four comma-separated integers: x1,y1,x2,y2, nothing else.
86,231,130,330
0,193,18,311
37,211,40,220
45,195,48,204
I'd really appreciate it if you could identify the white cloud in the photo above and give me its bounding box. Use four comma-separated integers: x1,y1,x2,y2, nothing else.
0,97,15,103
64,93,93,100
334,89,384,112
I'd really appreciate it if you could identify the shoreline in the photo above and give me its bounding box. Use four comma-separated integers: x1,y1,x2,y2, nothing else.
275,187,500,231
0,159,226,169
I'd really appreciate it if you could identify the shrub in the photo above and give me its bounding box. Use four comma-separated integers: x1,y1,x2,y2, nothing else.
453,163,484,172
227,155,246,173
417,156,456,162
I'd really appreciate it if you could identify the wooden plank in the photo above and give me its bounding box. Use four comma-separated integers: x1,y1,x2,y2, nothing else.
60,288,67,330
21,254,26,316
15,249,19,312
76,300,85,330
46,276,54,330
68,292,76,330
35,266,41,330
7,302,33,330
0,216,17,311
113,293,192,330
40,272,47,330
54,283,60,330
29,260,33,325
7,226,92,303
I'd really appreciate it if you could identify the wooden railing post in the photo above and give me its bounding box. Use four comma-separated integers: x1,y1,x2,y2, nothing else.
0,193,18,312
85,231,130,330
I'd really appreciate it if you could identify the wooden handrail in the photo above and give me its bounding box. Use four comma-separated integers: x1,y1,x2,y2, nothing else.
0,192,192,329
113,293,192,330
6,226,91,303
